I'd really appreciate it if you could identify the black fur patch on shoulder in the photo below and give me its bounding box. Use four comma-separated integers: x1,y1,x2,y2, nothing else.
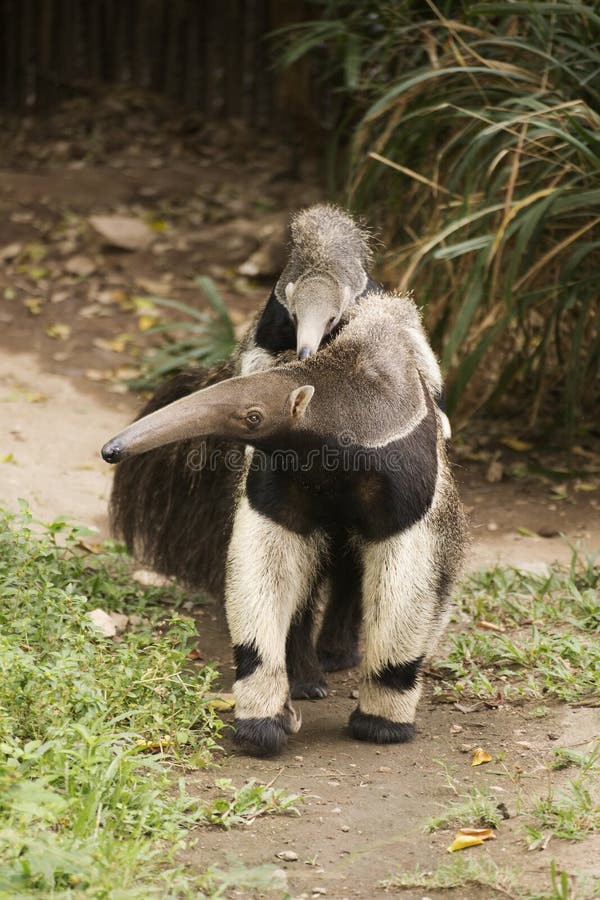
233,716,289,756
233,642,262,680
254,288,296,353
349,709,416,744
374,655,424,692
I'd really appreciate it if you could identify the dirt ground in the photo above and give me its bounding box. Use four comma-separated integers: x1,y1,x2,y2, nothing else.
1,97,599,899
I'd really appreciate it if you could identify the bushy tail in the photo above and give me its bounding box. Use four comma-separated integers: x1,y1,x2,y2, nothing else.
109,363,239,601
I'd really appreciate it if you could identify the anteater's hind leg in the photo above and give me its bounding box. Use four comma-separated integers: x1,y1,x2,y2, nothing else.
226,497,328,755
286,602,328,700
317,537,362,672
349,518,446,744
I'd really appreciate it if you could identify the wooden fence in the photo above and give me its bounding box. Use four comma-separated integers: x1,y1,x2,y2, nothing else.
0,0,310,124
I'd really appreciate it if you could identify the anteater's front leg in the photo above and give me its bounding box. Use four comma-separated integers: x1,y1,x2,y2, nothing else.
226,497,327,755
350,519,445,744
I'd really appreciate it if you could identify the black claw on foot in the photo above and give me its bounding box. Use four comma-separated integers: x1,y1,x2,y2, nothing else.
318,648,361,673
349,708,416,744
290,679,328,700
233,716,289,756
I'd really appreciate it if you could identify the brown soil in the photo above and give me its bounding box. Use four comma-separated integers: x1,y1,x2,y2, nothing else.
1,98,599,899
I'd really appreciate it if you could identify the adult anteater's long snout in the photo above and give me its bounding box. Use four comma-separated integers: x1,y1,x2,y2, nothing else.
100,386,233,464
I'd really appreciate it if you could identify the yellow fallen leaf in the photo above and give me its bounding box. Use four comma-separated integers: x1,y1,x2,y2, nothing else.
447,827,496,853
447,834,485,852
472,747,492,766
135,737,174,752
575,481,597,492
500,437,533,452
1,453,15,463
458,827,496,838
138,315,159,332
205,693,235,711
133,296,157,311
93,335,134,353
23,392,47,403
46,323,71,340
24,298,42,315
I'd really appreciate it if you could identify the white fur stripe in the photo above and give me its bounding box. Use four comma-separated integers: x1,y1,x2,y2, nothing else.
239,346,277,376
359,682,422,723
360,517,437,672
234,667,290,719
225,496,328,720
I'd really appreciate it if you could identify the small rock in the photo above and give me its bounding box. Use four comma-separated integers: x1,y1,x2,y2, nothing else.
460,743,476,753
349,690,359,700
537,527,560,538
65,255,96,277
90,608,117,637
378,765,392,773
0,241,22,261
450,724,463,734
89,214,155,251
341,825,350,832
487,521,499,532
109,612,129,634
486,459,504,483
515,740,531,750
132,569,172,587
277,850,298,862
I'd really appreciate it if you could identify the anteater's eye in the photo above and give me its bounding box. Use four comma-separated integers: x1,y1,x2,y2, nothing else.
327,316,336,329
246,411,262,428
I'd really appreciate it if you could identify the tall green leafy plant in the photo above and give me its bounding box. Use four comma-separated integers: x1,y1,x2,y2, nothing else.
277,1,600,438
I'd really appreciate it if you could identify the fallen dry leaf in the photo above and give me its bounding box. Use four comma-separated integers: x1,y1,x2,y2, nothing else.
135,736,174,752
205,693,235,711
500,437,533,452
46,323,72,340
477,620,506,633
137,314,159,332
447,827,496,853
472,747,492,766
24,298,43,315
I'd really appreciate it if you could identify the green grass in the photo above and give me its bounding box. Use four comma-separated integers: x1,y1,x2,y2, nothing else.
0,505,295,897
434,548,600,702
526,767,600,848
425,786,505,833
382,858,599,899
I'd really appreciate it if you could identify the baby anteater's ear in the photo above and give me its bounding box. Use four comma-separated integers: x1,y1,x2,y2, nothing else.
288,385,314,420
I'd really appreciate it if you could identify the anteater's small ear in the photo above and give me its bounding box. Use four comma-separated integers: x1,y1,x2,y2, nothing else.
285,281,295,302
288,385,314,420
